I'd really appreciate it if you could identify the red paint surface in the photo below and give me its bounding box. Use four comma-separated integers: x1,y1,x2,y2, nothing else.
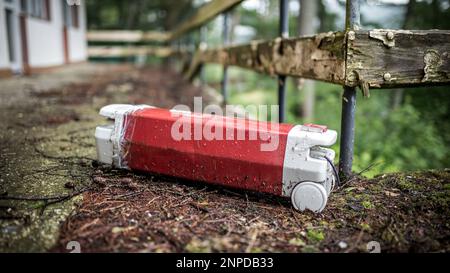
122,108,293,196
303,123,327,132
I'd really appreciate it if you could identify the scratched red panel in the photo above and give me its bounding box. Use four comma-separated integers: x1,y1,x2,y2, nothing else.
121,108,293,196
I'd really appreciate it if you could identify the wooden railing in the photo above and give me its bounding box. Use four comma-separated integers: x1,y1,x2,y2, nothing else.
87,0,243,43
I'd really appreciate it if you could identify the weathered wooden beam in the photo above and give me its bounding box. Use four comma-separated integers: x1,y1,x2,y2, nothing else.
87,0,243,43
185,31,347,83
346,29,450,88
87,31,170,43
88,46,174,58
169,0,243,41
185,29,450,88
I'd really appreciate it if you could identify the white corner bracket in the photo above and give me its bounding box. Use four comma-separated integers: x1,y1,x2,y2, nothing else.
95,104,152,168
283,124,338,213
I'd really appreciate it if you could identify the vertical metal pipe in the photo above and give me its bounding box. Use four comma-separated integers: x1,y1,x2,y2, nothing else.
278,0,289,123
279,0,289,38
188,33,194,52
339,0,360,179
339,86,357,178
199,26,207,85
345,0,361,30
278,75,286,122
221,13,230,104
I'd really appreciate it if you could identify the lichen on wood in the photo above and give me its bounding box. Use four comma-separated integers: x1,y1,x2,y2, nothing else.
184,29,450,89
346,29,450,88
423,49,447,82
185,31,347,84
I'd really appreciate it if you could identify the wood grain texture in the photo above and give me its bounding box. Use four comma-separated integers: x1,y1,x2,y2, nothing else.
346,29,450,88
88,27,450,90
185,31,346,84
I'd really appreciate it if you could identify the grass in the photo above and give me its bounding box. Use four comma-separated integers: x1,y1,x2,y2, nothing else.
306,229,325,243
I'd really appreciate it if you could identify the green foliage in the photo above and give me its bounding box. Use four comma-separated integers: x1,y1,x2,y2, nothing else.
361,200,374,210
306,229,325,243
403,0,450,29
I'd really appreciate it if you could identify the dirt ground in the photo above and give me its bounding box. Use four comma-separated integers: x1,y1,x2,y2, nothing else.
0,63,448,253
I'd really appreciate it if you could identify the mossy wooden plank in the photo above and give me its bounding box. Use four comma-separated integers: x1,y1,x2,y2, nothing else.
185,32,346,84
346,29,450,88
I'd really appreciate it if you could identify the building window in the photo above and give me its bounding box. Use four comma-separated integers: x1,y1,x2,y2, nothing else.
62,0,80,28
20,0,27,13
5,8,15,62
71,5,79,28
23,0,51,21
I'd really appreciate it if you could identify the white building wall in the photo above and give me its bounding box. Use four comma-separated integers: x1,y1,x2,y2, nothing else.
0,0,87,73
68,0,87,62
0,1,9,69
26,0,64,68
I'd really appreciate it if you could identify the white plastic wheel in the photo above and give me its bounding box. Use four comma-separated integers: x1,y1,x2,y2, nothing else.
291,182,328,213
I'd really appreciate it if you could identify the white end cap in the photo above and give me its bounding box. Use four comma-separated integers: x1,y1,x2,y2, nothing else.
95,125,114,164
300,125,338,147
99,104,153,119
96,104,153,168
291,182,328,213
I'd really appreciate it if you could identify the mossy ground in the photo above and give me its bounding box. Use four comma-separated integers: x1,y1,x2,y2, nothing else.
0,64,448,253
49,167,449,253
